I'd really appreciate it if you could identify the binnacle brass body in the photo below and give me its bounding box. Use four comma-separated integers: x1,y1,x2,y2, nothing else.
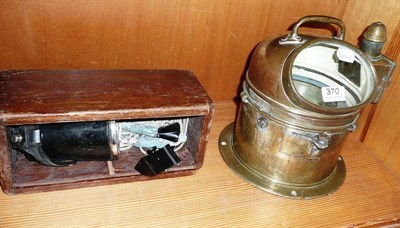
219,16,396,199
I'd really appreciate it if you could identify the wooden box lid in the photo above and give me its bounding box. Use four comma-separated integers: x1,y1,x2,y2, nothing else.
0,70,212,125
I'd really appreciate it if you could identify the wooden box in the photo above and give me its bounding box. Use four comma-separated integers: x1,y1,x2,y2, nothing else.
0,70,214,194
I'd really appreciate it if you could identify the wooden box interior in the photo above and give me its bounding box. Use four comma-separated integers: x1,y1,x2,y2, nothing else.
0,70,213,194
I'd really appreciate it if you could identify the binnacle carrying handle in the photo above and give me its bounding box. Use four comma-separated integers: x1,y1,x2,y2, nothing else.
281,15,346,43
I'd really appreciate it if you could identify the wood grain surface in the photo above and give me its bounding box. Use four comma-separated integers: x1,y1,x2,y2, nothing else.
364,53,400,177
0,1,399,154
343,1,400,176
344,0,400,141
0,101,399,227
0,2,399,222
1,0,398,100
1,1,399,162
1,70,212,125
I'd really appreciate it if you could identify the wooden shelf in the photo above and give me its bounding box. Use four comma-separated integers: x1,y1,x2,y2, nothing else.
0,101,399,227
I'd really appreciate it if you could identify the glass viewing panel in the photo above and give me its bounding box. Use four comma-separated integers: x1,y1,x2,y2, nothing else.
291,44,375,108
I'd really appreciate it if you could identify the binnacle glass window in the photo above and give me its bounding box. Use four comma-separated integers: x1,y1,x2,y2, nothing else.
291,44,375,108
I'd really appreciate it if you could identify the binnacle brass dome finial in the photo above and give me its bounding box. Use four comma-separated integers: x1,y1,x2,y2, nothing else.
363,22,387,43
